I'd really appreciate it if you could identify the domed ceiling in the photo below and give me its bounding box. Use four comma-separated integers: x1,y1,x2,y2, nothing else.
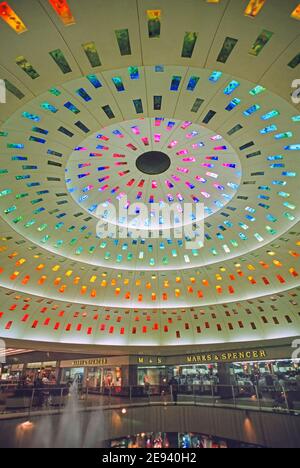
0,0,299,350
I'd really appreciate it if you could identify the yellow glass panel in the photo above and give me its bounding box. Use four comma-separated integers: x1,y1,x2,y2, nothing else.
0,2,27,34
291,4,300,20
245,0,266,18
147,10,161,20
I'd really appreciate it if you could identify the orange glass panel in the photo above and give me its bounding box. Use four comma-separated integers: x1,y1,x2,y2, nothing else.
38,275,47,285
277,275,286,284
22,275,30,285
245,0,266,18
48,0,75,26
147,9,161,20
0,2,27,34
291,4,300,20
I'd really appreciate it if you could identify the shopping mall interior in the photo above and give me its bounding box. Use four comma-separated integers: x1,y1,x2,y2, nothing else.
0,0,300,450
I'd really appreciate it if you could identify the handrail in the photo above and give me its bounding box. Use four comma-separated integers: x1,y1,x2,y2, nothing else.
0,382,299,418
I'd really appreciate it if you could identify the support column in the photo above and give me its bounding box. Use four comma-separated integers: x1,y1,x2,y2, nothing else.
218,363,234,399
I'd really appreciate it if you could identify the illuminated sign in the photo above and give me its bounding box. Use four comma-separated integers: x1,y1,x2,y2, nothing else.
137,357,164,365
186,350,267,364
71,358,108,367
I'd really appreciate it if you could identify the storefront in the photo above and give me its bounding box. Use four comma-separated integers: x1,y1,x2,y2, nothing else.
106,432,262,449
0,361,58,384
24,361,57,384
59,356,129,393
130,345,300,391
0,363,24,382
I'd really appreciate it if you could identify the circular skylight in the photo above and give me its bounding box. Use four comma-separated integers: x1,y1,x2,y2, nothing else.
136,151,171,175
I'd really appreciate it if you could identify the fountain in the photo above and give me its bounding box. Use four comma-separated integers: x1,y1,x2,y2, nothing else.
27,380,105,448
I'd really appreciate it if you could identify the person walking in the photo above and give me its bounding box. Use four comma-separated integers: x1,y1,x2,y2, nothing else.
169,377,178,405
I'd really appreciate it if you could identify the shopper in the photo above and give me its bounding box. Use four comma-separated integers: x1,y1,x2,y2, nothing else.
169,377,178,405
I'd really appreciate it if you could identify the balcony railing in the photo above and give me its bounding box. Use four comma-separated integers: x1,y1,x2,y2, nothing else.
0,382,299,418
